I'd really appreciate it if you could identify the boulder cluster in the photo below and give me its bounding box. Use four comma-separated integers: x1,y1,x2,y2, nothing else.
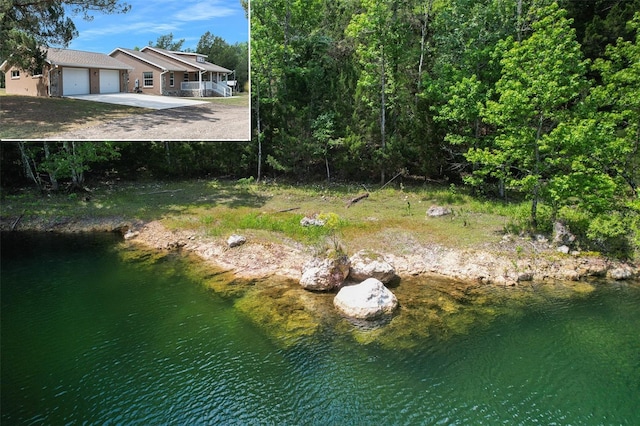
300,250,399,321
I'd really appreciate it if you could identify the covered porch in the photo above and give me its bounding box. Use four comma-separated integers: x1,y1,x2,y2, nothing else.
181,71,232,97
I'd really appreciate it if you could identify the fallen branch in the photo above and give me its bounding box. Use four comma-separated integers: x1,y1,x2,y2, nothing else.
277,207,300,213
137,189,184,195
11,211,25,231
379,170,405,191
346,192,369,208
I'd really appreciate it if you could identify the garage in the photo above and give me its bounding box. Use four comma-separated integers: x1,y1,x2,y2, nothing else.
99,69,120,93
62,67,90,95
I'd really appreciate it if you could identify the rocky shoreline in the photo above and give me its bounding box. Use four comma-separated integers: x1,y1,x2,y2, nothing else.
2,215,638,285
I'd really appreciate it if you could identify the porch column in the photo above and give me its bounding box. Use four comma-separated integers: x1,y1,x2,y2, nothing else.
199,71,202,97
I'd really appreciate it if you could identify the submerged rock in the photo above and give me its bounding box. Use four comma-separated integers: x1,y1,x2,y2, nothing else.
349,250,396,284
300,256,351,291
334,278,398,320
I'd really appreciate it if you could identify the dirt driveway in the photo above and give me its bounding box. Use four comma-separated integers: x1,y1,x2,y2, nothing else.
46,101,251,141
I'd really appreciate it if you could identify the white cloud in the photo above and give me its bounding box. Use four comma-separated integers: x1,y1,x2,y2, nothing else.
81,22,179,39
174,3,238,22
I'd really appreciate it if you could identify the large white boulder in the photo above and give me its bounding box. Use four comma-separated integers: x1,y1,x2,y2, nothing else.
349,250,396,284
300,256,351,291
334,278,398,320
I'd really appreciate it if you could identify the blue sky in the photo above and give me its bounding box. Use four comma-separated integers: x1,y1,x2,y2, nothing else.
64,0,248,54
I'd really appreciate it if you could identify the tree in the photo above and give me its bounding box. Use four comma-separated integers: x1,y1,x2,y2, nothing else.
346,0,401,184
1,0,130,73
11,142,120,191
196,32,248,91
150,33,185,51
471,3,588,229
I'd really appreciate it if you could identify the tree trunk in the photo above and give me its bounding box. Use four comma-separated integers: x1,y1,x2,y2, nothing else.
256,78,262,182
416,0,433,97
516,0,524,42
164,141,171,166
17,142,41,190
325,145,331,183
64,142,84,190
43,142,59,191
531,114,544,230
380,46,386,185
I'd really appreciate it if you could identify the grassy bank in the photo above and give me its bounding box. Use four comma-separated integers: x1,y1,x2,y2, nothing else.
1,179,529,253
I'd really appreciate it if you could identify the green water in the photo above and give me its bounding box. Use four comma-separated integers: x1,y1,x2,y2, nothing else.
1,232,639,425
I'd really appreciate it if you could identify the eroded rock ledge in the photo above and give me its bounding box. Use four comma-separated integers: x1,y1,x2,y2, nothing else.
2,217,638,283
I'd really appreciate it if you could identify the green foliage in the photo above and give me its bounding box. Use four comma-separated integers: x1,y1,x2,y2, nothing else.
197,32,248,91
474,3,588,228
149,33,185,51
1,1,130,72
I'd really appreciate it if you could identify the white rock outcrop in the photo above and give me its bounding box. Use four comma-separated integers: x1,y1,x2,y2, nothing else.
333,278,398,320
427,205,452,217
349,250,396,284
300,256,351,291
227,234,247,248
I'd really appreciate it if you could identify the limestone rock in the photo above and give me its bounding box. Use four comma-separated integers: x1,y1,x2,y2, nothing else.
553,221,576,247
334,278,398,320
227,234,246,248
300,256,351,291
300,216,326,227
124,230,139,240
607,266,635,281
427,205,452,217
349,250,396,284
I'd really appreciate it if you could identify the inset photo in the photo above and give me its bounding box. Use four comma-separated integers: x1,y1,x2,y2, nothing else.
1,0,249,141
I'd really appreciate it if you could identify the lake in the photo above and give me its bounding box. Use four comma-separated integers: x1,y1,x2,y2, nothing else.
2,232,639,424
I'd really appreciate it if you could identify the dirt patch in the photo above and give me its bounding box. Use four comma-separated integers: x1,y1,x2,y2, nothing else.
45,102,250,141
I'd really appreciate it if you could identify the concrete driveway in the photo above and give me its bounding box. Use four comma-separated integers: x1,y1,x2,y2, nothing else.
67,93,209,110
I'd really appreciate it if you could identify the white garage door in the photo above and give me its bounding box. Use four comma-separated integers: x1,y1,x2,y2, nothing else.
100,69,120,93
62,68,90,95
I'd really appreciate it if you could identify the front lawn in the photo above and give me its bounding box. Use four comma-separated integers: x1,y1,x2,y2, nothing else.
0,92,149,139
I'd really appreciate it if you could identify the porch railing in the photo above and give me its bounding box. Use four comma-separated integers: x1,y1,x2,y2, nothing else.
180,81,232,97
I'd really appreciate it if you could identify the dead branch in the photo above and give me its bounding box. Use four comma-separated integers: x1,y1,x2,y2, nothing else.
379,170,405,190
137,189,184,195
346,192,369,208
277,207,300,213
11,211,25,231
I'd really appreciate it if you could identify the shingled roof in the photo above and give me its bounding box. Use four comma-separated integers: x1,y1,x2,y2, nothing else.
110,47,193,72
141,47,232,74
46,48,132,70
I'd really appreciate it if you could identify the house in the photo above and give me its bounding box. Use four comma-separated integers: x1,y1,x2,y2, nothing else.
0,48,132,97
109,46,233,97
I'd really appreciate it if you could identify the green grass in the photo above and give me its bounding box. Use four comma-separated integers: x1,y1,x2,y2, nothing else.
196,91,250,108
2,179,527,253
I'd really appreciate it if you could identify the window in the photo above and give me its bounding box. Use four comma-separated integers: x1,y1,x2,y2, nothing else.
169,72,174,87
196,56,205,63
184,73,189,82
143,71,153,87
11,70,20,79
